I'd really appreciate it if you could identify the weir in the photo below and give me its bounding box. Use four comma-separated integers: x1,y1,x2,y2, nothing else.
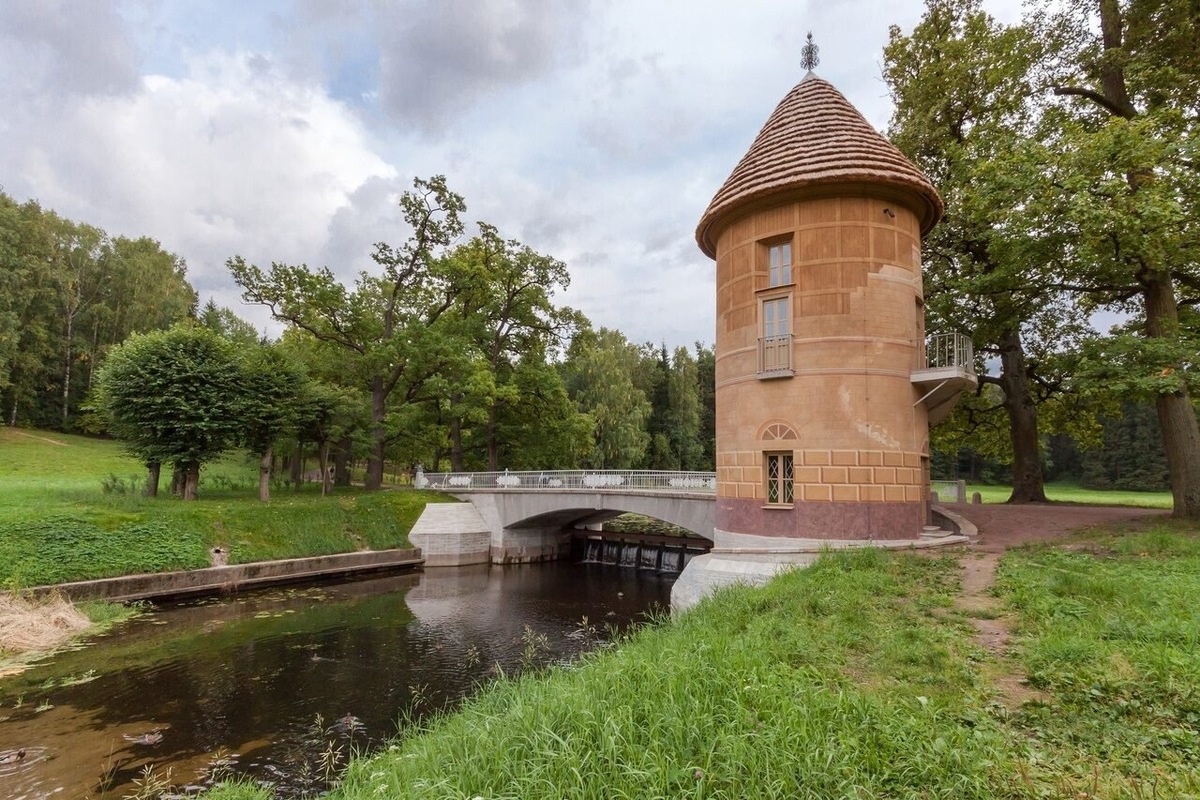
571,531,711,574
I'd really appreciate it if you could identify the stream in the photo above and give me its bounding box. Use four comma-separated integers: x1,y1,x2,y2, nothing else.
0,562,673,798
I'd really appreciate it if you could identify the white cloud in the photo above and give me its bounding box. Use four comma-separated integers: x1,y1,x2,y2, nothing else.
3,49,397,330
1,0,1031,349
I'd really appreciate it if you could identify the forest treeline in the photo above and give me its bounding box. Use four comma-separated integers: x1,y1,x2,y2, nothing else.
0,177,1178,500
0,191,197,428
1,182,715,499
2,1,1197,512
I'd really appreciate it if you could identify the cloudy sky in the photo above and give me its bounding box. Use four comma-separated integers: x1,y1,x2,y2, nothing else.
1,0,1021,349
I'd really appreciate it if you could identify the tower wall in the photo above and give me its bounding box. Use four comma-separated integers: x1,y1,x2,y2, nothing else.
713,188,931,543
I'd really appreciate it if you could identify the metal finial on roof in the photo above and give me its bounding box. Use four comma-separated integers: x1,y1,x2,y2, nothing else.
800,32,820,72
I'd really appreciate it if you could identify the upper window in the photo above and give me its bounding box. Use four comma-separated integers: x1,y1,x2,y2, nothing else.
769,242,792,287
763,297,790,339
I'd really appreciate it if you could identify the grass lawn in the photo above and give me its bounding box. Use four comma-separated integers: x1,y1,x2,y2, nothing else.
206,519,1200,800
960,481,1173,508
0,427,453,589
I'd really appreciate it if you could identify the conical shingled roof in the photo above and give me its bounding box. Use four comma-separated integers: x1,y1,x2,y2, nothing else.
696,73,943,258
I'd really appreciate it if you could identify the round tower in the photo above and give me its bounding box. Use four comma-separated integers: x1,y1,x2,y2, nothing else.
696,70,950,548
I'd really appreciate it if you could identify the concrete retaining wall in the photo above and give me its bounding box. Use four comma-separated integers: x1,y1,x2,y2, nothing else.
29,548,423,603
409,503,492,566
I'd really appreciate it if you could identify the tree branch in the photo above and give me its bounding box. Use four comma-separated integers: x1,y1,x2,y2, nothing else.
1052,86,1135,119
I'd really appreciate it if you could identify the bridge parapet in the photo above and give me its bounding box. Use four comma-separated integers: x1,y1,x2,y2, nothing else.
418,469,716,494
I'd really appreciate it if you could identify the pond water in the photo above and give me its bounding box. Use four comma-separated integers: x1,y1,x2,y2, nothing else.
0,562,673,799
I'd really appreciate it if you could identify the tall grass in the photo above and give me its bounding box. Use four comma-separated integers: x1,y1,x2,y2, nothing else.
300,550,1021,800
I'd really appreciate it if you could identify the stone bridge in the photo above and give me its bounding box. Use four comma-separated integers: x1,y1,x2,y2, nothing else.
409,470,716,566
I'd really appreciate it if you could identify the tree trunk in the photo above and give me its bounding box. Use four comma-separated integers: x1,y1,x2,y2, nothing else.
997,329,1047,503
1143,271,1200,517
366,377,385,490
290,443,303,489
259,445,272,502
183,462,200,501
486,405,499,471
334,437,352,486
144,461,161,497
449,393,464,471
61,312,73,428
319,439,332,496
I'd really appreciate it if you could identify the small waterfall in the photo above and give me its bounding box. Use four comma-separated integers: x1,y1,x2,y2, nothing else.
640,546,659,570
583,539,602,563
603,541,621,564
659,549,683,574
618,543,639,567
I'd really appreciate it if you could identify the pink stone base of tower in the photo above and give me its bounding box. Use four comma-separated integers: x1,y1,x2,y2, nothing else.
717,497,927,541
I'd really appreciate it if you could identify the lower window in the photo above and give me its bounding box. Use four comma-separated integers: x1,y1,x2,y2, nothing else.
766,452,794,504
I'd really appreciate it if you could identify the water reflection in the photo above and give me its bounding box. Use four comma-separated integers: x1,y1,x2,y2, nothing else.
0,562,672,799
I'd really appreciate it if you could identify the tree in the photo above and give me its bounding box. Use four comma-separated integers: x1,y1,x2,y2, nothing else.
665,346,705,470
1,193,195,430
91,325,245,499
563,327,651,469
48,216,108,428
694,342,716,470
1004,0,1200,516
230,175,468,490
884,0,1093,503
236,344,305,501
444,223,574,470
291,379,365,495
491,355,594,469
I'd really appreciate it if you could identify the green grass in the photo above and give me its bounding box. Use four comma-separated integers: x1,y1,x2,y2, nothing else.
0,427,453,588
995,521,1200,794
961,480,1172,508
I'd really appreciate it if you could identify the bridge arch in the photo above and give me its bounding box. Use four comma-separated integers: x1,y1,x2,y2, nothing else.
411,471,718,565
463,490,715,565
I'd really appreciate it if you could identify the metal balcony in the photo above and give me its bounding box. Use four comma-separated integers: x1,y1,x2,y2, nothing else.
912,332,977,425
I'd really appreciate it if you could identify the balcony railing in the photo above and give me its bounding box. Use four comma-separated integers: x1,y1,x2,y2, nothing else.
923,332,974,371
758,335,793,376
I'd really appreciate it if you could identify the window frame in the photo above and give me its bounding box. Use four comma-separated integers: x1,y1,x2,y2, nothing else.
764,451,795,506
768,240,792,287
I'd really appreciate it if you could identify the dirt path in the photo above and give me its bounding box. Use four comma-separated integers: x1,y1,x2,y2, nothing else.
9,430,68,446
946,503,1169,706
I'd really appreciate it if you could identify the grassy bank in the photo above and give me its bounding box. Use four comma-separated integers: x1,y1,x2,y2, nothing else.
203,520,1200,800
0,428,452,589
962,481,1172,508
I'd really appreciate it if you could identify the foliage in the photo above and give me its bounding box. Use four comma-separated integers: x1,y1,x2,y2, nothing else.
0,191,196,429
563,327,652,469
1080,402,1171,491
90,324,248,497
230,175,469,491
